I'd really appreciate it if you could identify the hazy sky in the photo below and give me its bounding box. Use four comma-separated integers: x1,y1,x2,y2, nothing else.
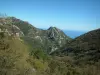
0,0,100,31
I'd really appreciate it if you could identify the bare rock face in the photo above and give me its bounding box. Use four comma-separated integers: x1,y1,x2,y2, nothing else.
0,18,24,38
47,27,71,45
11,25,24,37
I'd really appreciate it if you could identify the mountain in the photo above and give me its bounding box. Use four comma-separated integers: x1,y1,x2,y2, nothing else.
0,29,49,75
54,28,100,64
70,29,100,62
0,16,100,75
0,17,50,75
0,29,34,74
7,17,71,54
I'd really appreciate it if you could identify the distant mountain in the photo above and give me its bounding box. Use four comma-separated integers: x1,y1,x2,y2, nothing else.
0,17,71,54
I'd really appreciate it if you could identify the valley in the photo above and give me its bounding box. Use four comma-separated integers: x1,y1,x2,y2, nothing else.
0,16,100,75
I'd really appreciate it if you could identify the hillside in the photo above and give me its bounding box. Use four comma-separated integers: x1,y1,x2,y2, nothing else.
0,22,49,75
53,28,100,64
0,16,100,75
0,34,34,75
70,29,100,63
8,17,71,54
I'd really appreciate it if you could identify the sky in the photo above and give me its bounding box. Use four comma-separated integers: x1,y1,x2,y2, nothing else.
0,0,100,32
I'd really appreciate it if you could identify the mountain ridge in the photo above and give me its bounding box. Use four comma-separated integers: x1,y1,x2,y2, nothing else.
52,28,100,64
0,16,71,54
0,16,100,75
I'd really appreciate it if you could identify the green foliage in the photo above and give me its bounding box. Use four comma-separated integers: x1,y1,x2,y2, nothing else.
30,48,49,60
11,17,33,35
42,56,100,75
21,37,49,61
0,32,5,39
0,16,100,75
27,57,48,71
0,36,35,75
